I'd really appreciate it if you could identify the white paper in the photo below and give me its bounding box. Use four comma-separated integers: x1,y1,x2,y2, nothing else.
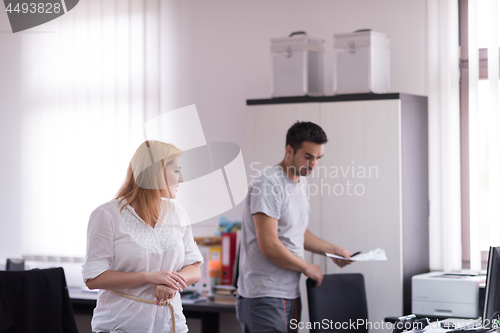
325,248,388,261
181,297,208,304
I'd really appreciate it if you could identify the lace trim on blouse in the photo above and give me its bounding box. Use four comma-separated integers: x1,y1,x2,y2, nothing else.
118,201,184,254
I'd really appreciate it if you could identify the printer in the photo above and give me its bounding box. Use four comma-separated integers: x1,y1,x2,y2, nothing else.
412,272,486,318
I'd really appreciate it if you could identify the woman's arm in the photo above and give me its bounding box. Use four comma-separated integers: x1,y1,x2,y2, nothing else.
153,209,203,303
86,269,188,291
153,262,201,304
178,262,201,286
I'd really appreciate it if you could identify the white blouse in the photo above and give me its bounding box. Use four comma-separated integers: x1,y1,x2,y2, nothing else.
82,199,204,333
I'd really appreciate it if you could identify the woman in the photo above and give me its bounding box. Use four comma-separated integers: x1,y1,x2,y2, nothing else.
83,140,203,333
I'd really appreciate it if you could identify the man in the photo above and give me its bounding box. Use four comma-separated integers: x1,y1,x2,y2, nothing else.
236,121,353,333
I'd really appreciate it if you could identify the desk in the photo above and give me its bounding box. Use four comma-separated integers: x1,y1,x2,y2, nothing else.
384,315,475,323
384,316,496,333
69,287,236,333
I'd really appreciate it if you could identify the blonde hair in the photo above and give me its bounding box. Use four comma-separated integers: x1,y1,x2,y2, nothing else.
115,140,183,225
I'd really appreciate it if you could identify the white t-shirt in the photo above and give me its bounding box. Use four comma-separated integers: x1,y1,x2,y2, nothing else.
82,199,204,333
237,164,310,299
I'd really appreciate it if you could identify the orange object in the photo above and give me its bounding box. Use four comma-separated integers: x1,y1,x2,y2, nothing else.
209,260,221,287
209,260,221,276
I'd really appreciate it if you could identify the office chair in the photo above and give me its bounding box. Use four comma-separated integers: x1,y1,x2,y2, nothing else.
0,267,78,333
306,273,368,333
5,259,25,271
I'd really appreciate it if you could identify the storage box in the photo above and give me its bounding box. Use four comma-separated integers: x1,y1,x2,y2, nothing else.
333,30,390,94
271,32,324,97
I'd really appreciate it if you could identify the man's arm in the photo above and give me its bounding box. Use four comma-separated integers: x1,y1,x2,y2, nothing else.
254,212,324,286
304,229,353,268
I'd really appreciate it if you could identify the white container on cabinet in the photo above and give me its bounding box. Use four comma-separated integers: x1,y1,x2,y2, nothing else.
271,32,324,97
333,30,390,94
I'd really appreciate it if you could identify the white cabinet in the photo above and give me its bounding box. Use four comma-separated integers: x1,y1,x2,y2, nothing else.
246,94,428,331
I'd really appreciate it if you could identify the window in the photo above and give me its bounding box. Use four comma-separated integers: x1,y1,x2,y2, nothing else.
20,0,162,259
459,0,500,270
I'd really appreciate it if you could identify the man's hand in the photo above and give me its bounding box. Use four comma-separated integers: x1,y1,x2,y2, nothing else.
331,246,353,268
154,285,176,305
304,263,324,287
303,229,354,268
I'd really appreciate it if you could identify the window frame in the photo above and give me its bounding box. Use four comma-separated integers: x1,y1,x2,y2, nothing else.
459,0,499,269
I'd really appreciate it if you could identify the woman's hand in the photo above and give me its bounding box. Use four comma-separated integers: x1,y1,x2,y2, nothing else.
154,285,177,305
147,271,188,291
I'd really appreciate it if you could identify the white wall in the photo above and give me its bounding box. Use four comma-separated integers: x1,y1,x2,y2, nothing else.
0,0,428,255
0,1,428,332
0,9,23,262
157,2,428,332
160,0,428,236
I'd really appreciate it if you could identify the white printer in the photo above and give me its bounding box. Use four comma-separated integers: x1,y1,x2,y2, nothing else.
412,271,486,318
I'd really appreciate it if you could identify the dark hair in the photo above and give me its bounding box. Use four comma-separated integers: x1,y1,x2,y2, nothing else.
285,121,328,153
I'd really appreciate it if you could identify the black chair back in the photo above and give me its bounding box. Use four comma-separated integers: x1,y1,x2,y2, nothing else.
306,273,368,333
0,267,78,333
6,259,25,271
